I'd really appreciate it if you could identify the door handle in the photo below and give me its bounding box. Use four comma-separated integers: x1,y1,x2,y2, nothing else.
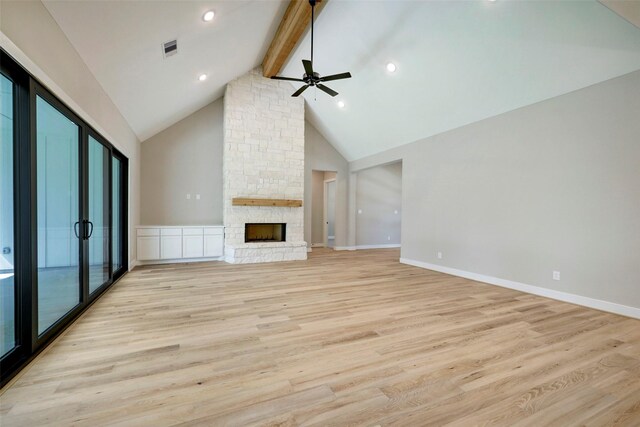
84,220,94,239
73,221,80,238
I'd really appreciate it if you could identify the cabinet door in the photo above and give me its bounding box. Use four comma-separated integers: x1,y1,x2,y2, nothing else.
137,236,160,260
183,235,204,258
161,236,182,259
204,235,224,257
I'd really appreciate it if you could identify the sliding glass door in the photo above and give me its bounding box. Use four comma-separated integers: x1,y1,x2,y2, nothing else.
112,156,123,274
36,95,82,335
0,49,129,385
0,73,16,357
88,135,110,294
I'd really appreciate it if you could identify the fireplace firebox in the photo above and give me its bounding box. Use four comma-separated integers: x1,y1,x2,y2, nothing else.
245,223,286,243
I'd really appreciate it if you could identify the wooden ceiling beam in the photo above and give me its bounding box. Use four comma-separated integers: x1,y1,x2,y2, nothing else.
262,0,327,78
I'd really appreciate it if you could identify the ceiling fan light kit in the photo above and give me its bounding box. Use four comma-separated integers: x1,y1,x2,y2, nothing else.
271,0,352,97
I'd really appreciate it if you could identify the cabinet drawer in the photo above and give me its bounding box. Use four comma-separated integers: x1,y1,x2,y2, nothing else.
183,227,203,236
204,227,224,236
137,228,159,236
161,228,182,236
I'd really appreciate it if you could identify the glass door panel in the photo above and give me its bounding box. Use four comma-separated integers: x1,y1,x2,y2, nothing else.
112,157,122,273
36,96,80,335
88,136,110,293
0,74,15,356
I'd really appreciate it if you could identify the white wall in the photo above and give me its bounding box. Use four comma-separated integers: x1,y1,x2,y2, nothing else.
1,0,140,268
304,122,349,249
351,70,640,313
355,162,402,247
141,98,223,225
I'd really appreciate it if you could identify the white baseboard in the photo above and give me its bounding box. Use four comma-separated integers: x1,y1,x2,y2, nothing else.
311,243,325,248
128,259,138,271
334,244,401,251
307,247,312,253
136,256,225,267
400,258,640,319
356,244,401,250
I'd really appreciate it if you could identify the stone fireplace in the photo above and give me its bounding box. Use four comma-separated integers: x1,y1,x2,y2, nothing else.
222,68,307,263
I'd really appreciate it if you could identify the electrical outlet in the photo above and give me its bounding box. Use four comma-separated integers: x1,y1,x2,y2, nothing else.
437,251,443,259
196,194,201,200
186,193,191,200
394,210,398,214
387,235,391,241
553,271,561,281
358,209,362,214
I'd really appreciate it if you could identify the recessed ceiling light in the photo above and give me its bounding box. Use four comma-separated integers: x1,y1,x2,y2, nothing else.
198,74,208,81
386,62,397,73
203,10,215,21
337,101,345,109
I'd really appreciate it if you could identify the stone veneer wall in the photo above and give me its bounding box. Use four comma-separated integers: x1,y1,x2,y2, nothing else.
222,68,307,263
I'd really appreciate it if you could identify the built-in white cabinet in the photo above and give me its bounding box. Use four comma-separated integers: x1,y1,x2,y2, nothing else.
136,226,224,264
137,236,160,261
204,235,224,257
183,228,204,258
160,228,182,259
204,227,224,257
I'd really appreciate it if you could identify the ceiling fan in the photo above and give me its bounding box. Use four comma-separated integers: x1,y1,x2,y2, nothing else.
271,0,352,97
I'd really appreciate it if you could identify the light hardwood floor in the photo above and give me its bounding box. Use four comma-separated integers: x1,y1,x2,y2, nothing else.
1,248,639,426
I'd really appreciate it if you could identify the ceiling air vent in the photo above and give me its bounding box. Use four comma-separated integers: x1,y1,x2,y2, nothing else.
162,39,178,58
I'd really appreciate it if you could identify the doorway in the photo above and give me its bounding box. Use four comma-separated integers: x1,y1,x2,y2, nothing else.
311,170,336,249
324,178,336,248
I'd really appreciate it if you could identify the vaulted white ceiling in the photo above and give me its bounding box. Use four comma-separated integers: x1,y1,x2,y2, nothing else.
43,0,288,142
282,0,640,160
43,0,640,160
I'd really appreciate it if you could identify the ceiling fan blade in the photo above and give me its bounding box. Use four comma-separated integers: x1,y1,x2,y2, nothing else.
291,85,310,97
316,84,338,97
302,59,314,76
320,72,352,82
271,76,305,82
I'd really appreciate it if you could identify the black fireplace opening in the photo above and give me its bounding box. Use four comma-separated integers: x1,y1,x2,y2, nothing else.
245,223,286,243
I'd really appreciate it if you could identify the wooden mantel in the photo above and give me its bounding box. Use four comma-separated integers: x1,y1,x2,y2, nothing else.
232,198,303,207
